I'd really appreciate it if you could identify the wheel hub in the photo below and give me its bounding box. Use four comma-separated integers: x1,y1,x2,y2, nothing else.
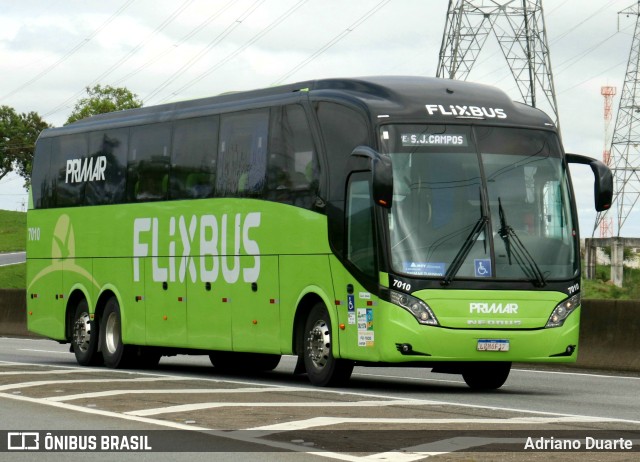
73,313,91,353
104,312,120,354
306,320,331,369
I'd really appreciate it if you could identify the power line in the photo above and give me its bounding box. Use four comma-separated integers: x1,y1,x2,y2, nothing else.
112,0,240,87
144,0,266,103
160,0,310,103
43,0,196,119
272,0,391,86
1,0,136,102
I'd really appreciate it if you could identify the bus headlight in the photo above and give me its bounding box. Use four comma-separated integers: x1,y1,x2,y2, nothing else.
390,290,439,326
545,294,581,328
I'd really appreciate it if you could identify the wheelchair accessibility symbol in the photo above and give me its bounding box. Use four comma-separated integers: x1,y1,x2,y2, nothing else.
474,259,492,278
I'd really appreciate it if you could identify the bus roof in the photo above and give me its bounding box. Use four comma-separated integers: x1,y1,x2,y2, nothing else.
45,76,555,136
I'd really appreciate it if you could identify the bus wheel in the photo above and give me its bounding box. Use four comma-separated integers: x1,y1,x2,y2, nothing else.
71,299,102,366
302,303,353,387
462,362,511,390
100,297,131,369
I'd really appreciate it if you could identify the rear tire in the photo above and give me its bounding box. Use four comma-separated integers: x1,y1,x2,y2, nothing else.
71,299,102,366
462,362,511,390
302,302,353,387
100,297,132,369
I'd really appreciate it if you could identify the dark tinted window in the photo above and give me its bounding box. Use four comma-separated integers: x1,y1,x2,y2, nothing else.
85,130,128,205
170,116,218,200
316,102,369,200
268,105,319,209
51,134,88,207
347,174,376,277
127,123,171,202
316,102,370,255
31,138,52,209
217,110,268,197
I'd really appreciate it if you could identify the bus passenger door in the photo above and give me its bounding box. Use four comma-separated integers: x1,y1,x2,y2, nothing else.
231,255,280,354
144,258,187,347
330,172,381,362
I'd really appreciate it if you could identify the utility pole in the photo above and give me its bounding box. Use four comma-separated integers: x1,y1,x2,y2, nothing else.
437,0,560,130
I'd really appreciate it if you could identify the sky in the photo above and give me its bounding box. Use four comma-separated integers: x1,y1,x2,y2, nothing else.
0,0,638,237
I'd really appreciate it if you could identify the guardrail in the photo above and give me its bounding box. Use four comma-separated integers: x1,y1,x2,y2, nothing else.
1,289,639,372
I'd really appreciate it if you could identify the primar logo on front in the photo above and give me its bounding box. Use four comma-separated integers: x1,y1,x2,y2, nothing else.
470,303,519,314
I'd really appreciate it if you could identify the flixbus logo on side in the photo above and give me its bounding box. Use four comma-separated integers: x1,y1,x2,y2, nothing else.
133,212,261,284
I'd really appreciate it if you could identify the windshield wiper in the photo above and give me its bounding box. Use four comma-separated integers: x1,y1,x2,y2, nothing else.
497,198,546,287
441,215,488,286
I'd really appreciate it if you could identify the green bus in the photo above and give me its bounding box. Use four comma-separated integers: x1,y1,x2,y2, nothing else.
27,76,612,389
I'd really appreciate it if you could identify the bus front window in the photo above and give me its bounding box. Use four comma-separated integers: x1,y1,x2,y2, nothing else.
381,124,577,282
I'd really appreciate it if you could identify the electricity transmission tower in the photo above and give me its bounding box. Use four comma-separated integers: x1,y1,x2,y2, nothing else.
595,2,640,236
437,0,560,129
599,86,616,238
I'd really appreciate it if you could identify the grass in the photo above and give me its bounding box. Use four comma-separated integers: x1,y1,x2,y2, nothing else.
0,263,25,288
580,264,640,300
0,210,26,253
0,209,27,288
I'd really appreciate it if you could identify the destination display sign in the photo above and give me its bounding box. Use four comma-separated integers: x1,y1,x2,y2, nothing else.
401,133,468,147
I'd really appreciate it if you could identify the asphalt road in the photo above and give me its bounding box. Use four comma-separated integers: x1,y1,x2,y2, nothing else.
1,336,639,461
0,251,26,267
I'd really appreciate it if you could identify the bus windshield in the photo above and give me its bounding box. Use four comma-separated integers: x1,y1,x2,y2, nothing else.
381,124,577,282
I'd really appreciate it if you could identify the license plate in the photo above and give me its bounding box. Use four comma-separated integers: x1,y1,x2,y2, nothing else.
477,339,510,352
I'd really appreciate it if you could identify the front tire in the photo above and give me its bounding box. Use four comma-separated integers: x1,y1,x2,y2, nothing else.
302,303,353,387
462,362,511,390
71,299,102,366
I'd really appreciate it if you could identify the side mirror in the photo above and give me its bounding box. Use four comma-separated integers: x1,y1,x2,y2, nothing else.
350,146,393,208
566,153,613,212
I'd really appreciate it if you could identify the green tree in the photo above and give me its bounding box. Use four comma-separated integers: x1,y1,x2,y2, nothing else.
0,105,51,187
66,84,143,125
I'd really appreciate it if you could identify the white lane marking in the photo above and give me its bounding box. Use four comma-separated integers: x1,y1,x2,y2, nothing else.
49,386,306,402
512,367,640,380
365,437,524,462
0,377,196,392
0,369,109,376
0,391,363,462
17,348,70,354
127,400,426,417
355,372,464,384
246,415,606,434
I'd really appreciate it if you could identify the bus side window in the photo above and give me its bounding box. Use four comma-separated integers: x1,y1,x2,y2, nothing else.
86,129,128,205
346,173,376,278
51,134,89,207
127,123,171,202
31,138,53,209
217,110,269,198
170,116,218,200
267,105,319,209
316,102,370,257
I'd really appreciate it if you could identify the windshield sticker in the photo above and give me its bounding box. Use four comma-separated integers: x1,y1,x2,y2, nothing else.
403,262,446,277
474,259,492,278
401,133,468,147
